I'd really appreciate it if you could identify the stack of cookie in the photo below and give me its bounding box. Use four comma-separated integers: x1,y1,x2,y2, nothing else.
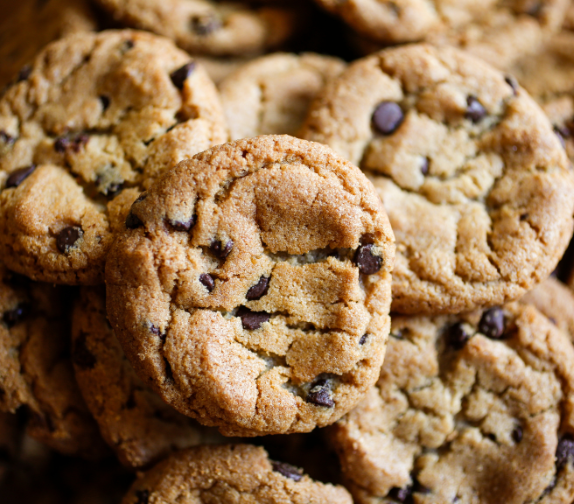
2,1,574,503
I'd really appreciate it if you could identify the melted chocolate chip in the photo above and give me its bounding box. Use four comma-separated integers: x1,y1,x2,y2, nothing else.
246,276,270,300
388,485,411,502
372,101,404,135
125,212,143,229
271,461,303,482
99,95,110,111
72,333,96,370
478,307,505,339
237,307,270,330
359,334,368,345
190,15,222,35
448,323,470,350
135,489,150,504
556,435,574,469
170,62,197,90
505,75,519,95
210,239,233,259
168,216,195,232
354,244,382,275
3,303,28,328
465,96,486,123
420,157,429,176
0,130,15,145
200,273,215,292
306,379,335,408
5,165,36,188
17,65,32,82
512,426,523,443
56,226,83,253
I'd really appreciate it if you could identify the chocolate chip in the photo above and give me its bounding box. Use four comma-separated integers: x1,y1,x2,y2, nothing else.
135,489,150,504
210,239,233,259
54,134,89,153
125,211,143,229
72,332,96,370
556,435,574,469
237,307,270,330
420,157,429,176
0,130,15,145
512,426,523,443
505,75,519,95
17,65,32,82
478,307,505,339
121,40,135,52
465,96,487,123
200,273,215,292
388,486,411,502
99,95,110,111
5,165,36,188
306,379,335,408
271,461,303,482
448,323,470,350
359,334,368,345
354,244,382,275
372,102,404,135
168,216,195,232
190,14,222,35
170,62,197,90
246,276,270,300
149,324,166,340
3,303,28,328
56,226,83,253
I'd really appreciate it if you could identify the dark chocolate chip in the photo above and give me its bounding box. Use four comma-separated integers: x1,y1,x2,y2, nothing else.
465,96,486,123
388,485,411,502
512,426,523,443
3,303,28,328
306,379,335,408
17,65,32,82
0,130,15,145
168,216,195,232
478,307,505,339
372,101,404,135
420,157,429,176
122,40,135,52
56,226,83,253
149,324,164,339
125,211,143,229
54,134,89,153
135,489,150,504
72,333,96,370
448,323,470,350
246,276,270,300
556,434,574,469
99,95,110,111
200,273,215,292
505,75,519,95
271,461,303,482
5,165,36,188
170,62,197,90
359,334,368,345
237,307,270,330
210,239,233,259
354,244,382,275
190,15,222,35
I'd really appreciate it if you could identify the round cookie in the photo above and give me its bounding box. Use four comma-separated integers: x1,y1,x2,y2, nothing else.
219,52,346,140
94,0,301,57
106,135,395,436
301,44,574,315
121,444,352,504
0,265,107,458
72,286,223,469
331,303,574,504
0,29,228,285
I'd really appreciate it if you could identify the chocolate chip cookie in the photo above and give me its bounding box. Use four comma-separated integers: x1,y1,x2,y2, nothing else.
0,30,227,285
302,44,574,314
121,444,352,504
94,0,301,57
332,303,574,504
0,264,106,458
106,135,395,436
72,286,223,469
219,52,345,140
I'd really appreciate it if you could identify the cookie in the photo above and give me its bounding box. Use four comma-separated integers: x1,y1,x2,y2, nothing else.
94,0,301,57
121,444,352,504
106,135,395,436
72,286,223,469
301,44,574,314
219,52,345,140
0,30,227,285
0,0,96,90
332,303,574,504
0,265,107,458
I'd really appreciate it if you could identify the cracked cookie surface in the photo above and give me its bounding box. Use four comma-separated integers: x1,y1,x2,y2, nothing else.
331,303,574,504
106,135,395,436
219,52,345,140
301,44,574,314
0,29,227,285
72,286,223,469
121,444,352,504
0,264,106,458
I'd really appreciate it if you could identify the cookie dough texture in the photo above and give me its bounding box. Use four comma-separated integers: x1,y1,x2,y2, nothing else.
302,44,574,314
220,53,345,140
72,286,223,469
106,135,395,436
0,265,106,459
94,0,301,57
0,0,96,90
0,30,227,285
332,303,574,504
121,444,352,504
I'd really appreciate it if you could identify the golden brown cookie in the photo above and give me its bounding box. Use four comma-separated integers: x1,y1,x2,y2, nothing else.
302,44,574,314
106,135,395,436
0,29,227,285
